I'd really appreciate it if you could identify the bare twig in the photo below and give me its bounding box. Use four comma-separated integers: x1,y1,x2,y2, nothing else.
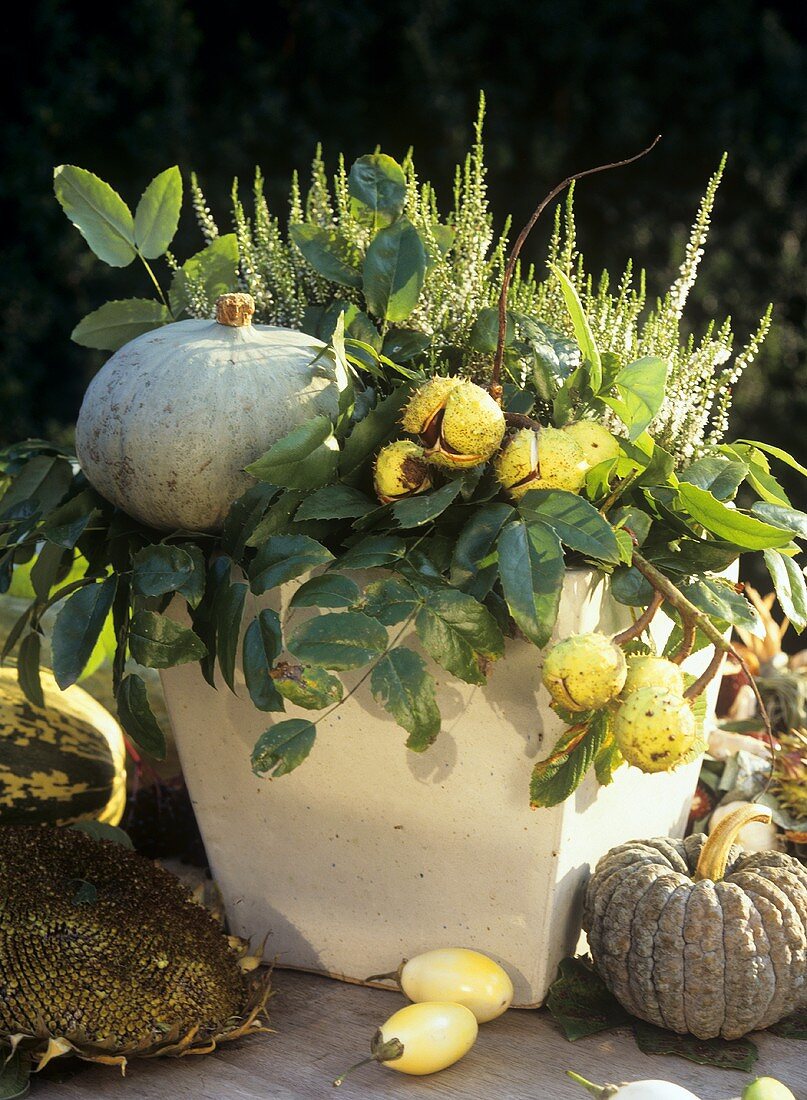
613,590,663,647
491,135,662,397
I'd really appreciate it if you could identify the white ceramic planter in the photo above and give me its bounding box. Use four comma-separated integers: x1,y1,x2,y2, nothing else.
161,569,722,1006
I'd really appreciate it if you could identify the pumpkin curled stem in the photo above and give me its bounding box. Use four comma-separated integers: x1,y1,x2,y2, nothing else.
694,803,774,882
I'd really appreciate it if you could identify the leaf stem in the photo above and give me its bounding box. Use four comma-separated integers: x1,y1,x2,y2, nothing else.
138,252,171,313
491,135,662,397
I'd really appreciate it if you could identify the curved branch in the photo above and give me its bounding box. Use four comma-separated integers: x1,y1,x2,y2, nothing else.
672,618,696,665
491,135,662,396
613,590,663,647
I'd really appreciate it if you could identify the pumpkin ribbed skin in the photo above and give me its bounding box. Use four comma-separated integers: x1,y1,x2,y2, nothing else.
583,833,807,1039
75,315,338,532
0,826,269,1063
0,668,126,827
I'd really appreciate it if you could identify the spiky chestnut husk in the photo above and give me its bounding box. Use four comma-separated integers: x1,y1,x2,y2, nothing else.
622,655,685,699
613,686,700,773
0,825,270,1072
772,728,807,822
542,633,627,712
373,440,433,504
494,427,588,500
402,377,505,469
562,421,621,468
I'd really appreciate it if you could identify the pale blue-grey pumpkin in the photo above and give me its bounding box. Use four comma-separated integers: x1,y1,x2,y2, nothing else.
75,293,339,532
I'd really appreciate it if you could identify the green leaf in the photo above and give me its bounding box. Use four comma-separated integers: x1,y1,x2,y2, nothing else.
546,956,631,1041
752,502,807,539
349,153,406,229
116,673,167,759
30,542,67,599
519,489,621,564
736,439,807,480
382,329,431,362
0,455,73,520
679,455,748,501
339,385,413,481
0,1046,32,1099
53,165,135,267
363,218,427,322
245,415,339,490
69,820,134,848
633,1021,758,1073
169,234,239,316
497,518,565,647
39,489,98,548
371,647,441,750
450,503,514,599
679,578,759,632
273,664,343,709
764,549,807,632
215,580,247,691
594,733,624,786
602,356,668,441
17,631,44,708
252,718,316,777
245,490,307,545
530,714,608,808
290,223,362,288
392,481,463,528
295,484,375,522
768,1005,807,1039
134,166,182,258
131,544,194,597
468,306,515,354
361,577,420,625
549,263,601,392
52,577,117,688
677,483,795,549
175,542,207,608
128,610,207,669
249,534,334,594
415,588,504,685
290,574,361,609
610,565,655,606
336,535,408,571
222,484,280,560
288,611,388,670
71,298,171,351
243,611,285,712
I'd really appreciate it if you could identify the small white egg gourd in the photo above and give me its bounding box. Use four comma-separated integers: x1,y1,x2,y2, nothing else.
75,292,340,533
333,1001,478,1085
366,947,514,1022
568,1072,701,1099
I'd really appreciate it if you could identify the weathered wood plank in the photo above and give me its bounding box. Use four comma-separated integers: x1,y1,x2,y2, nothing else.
34,970,806,1099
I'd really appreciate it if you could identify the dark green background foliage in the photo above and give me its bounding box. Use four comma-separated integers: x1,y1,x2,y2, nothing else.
1,0,805,465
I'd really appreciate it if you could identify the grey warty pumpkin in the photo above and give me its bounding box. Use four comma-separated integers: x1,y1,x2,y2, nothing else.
75,293,339,532
583,805,807,1039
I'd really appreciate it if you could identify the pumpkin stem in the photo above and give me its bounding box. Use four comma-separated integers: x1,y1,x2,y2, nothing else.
215,293,255,327
694,803,773,882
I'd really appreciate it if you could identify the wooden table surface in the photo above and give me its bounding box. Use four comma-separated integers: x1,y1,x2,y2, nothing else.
33,969,806,1100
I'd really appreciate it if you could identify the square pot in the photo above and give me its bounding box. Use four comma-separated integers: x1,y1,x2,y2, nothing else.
161,569,720,1006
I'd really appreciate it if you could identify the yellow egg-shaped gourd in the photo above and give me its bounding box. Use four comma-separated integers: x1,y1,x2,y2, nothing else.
378,1002,478,1076
400,948,513,1022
